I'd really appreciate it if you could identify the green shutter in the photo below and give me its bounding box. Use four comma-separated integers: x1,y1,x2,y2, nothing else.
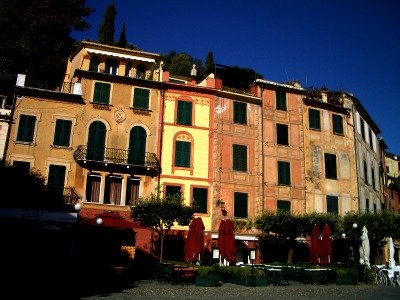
309,109,321,130
193,187,207,213
17,114,36,142
234,101,247,124
53,119,72,147
177,101,192,125
166,186,181,199
234,192,248,218
278,161,290,185
128,126,147,164
48,165,66,188
175,141,191,167
133,88,150,109
332,114,344,134
277,200,291,212
233,144,247,171
87,121,106,161
276,91,287,110
93,82,111,104
327,196,338,214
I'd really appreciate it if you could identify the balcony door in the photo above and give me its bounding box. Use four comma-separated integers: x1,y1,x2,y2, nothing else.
128,126,146,165
87,121,106,161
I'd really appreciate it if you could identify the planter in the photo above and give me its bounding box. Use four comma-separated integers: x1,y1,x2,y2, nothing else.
336,277,358,285
229,275,268,287
195,275,220,287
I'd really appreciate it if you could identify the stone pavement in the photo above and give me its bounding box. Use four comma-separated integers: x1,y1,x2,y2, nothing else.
77,280,400,300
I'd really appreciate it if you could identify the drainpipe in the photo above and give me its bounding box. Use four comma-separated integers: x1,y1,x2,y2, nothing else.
350,100,361,212
260,88,265,212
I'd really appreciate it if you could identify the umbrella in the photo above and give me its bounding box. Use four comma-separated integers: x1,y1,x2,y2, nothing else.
388,237,395,269
359,225,370,267
218,218,236,265
320,224,332,265
184,217,205,263
310,224,321,265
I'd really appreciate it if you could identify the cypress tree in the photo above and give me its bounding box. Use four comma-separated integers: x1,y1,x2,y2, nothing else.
98,4,116,45
205,51,215,75
117,23,127,48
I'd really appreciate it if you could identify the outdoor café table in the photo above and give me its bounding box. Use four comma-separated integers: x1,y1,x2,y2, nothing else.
303,268,330,284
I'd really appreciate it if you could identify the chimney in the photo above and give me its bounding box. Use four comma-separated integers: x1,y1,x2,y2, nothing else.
16,74,26,87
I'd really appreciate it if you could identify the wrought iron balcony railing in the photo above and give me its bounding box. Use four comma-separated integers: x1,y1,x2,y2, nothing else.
73,145,161,176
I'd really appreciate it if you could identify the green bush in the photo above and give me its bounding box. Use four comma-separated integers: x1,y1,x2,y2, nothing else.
363,267,376,285
336,267,357,278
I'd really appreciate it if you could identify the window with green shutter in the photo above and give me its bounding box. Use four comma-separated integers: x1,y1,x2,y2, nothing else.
16,114,36,142
233,101,247,124
177,100,192,125
327,195,338,214
324,153,337,179
234,192,248,218
276,91,287,110
232,144,247,172
128,126,147,165
166,185,182,199
277,200,291,213
193,187,208,213
47,164,66,198
278,161,291,185
93,82,111,104
53,119,72,147
87,121,106,161
175,140,191,167
133,88,150,109
332,114,344,135
309,108,321,130
276,123,289,145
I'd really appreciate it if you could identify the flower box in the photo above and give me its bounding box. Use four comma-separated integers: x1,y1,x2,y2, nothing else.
336,276,358,285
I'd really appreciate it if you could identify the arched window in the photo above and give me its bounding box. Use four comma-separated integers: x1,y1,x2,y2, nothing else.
87,121,106,161
128,126,147,165
89,56,100,72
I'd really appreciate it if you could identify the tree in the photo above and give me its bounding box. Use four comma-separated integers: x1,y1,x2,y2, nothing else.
204,51,215,76
0,164,66,211
130,186,195,262
117,23,127,48
98,3,116,45
0,0,94,98
255,210,341,264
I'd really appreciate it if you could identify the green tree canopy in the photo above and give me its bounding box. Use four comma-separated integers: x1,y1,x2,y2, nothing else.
0,0,94,97
0,164,66,211
117,23,127,48
204,51,215,75
130,187,195,262
98,3,116,45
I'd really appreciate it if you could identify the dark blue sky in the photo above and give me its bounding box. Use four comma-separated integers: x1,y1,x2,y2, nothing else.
73,0,400,155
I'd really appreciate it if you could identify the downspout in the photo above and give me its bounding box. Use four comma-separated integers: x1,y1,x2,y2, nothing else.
351,101,361,212
260,88,265,212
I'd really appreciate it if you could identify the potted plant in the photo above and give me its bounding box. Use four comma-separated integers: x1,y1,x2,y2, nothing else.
227,266,268,286
195,264,220,287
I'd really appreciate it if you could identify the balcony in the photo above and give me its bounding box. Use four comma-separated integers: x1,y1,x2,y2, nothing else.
73,145,161,177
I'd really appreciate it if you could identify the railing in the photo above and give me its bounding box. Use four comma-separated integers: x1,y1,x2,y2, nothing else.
73,145,161,171
46,186,81,208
